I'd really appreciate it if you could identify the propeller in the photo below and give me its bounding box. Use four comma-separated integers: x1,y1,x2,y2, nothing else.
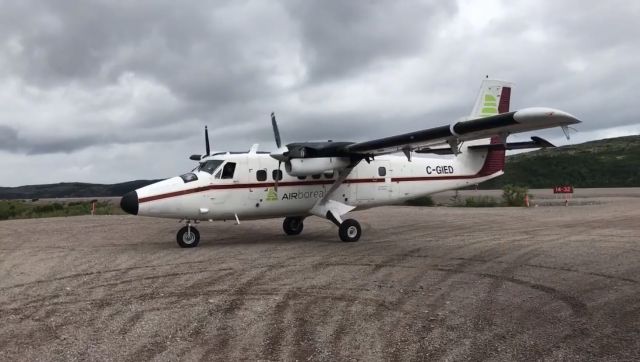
269,112,288,191
189,125,212,161
205,125,211,156
272,112,281,149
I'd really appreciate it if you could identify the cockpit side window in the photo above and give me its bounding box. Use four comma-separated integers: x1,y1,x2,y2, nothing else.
180,173,198,183
221,162,236,179
198,160,224,175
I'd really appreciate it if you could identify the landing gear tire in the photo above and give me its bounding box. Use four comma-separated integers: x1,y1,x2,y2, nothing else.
283,217,304,235
177,225,200,248
339,219,361,242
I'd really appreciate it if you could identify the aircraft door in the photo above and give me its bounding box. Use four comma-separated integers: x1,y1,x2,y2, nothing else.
248,159,268,202
376,161,393,200
356,160,392,201
209,161,237,205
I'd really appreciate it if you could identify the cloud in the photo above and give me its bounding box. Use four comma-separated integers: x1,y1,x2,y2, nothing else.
0,0,639,186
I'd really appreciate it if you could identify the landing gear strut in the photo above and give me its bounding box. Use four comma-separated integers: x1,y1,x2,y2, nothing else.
283,217,304,235
338,219,361,242
177,223,200,248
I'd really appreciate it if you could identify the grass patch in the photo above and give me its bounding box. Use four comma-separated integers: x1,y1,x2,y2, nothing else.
405,196,435,206
462,195,499,207
0,200,121,220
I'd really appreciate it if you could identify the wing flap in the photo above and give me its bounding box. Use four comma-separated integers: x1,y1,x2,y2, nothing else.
416,136,556,155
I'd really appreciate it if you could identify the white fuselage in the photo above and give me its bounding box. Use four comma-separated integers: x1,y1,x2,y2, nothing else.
135,150,500,221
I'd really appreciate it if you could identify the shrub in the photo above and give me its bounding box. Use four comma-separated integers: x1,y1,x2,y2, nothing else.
502,185,529,206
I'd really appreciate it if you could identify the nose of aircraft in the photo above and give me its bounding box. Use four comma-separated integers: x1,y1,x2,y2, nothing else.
120,191,139,215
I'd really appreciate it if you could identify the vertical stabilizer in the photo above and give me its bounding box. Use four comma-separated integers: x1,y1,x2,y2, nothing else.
470,79,513,118
458,78,512,176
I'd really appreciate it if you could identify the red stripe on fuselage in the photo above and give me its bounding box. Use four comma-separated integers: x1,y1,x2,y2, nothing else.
137,173,493,204
138,178,385,203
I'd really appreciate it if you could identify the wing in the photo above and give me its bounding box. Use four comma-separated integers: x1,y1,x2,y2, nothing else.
344,108,580,157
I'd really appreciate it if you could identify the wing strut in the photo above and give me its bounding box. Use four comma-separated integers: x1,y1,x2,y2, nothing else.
310,161,360,225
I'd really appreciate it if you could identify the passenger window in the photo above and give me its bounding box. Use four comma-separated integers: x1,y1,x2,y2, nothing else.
256,169,267,181
297,176,307,180
378,167,386,177
324,170,334,178
221,162,236,179
272,169,283,181
311,174,321,179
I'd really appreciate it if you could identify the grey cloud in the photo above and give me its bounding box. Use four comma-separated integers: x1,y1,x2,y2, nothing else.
0,125,19,151
0,0,639,186
286,1,457,82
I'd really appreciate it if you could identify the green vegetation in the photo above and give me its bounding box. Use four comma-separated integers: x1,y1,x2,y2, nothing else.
482,135,640,189
450,185,528,207
405,195,435,206
0,200,121,221
0,180,160,199
502,185,529,207
462,195,500,207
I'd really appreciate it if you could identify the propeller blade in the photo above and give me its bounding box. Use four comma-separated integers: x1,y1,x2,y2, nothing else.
205,126,211,156
274,161,281,191
271,112,282,149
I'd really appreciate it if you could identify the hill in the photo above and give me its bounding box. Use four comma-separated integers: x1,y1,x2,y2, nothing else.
482,135,640,188
1,135,639,199
0,180,161,199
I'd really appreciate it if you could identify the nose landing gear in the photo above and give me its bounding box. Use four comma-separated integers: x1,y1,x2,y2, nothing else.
177,223,200,248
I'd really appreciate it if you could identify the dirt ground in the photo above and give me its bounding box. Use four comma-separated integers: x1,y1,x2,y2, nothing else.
1,190,639,361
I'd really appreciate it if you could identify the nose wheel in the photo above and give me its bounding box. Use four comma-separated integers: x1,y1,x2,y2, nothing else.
338,219,361,242
177,224,200,248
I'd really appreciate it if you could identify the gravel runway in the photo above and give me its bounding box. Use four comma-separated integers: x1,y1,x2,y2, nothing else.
1,192,639,361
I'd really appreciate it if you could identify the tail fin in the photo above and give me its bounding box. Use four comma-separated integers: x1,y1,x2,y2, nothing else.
470,79,513,118
461,78,511,177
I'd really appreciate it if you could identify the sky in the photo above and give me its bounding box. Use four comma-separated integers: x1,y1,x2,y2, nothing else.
1,0,639,186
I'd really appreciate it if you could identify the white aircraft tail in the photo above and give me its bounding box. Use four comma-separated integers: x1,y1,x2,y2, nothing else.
470,78,514,118
458,78,512,176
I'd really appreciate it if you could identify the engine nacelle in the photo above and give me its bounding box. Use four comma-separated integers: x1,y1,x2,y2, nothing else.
285,157,350,176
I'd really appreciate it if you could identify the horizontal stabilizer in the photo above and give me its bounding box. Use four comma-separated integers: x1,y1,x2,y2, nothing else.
416,136,555,155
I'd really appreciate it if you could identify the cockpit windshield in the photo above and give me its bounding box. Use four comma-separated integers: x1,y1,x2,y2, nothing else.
198,160,224,174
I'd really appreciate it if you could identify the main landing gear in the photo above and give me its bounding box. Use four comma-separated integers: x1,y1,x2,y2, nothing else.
282,216,361,242
283,217,304,235
177,223,200,248
338,219,361,242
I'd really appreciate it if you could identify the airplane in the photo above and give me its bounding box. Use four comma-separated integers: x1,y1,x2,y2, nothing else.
120,79,581,247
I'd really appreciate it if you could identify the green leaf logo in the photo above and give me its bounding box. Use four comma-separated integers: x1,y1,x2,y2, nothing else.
266,187,278,201
480,94,498,116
